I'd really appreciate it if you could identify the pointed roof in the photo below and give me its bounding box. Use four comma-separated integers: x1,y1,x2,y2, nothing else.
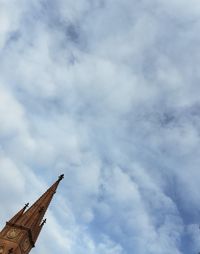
7,174,64,246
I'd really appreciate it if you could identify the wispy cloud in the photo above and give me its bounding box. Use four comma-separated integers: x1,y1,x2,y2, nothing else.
0,1,200,253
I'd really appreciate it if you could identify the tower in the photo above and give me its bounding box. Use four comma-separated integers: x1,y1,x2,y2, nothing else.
0,174,64,254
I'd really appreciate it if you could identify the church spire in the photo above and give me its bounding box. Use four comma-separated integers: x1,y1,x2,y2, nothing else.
14,174,64,243
0,175,64,254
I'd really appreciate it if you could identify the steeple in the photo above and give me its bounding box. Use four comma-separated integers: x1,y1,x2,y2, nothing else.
0,174,64,254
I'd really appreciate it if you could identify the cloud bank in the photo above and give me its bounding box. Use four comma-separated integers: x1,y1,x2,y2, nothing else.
0,0,200,253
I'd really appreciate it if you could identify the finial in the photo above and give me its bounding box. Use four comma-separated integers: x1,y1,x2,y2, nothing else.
58,174,64,181
24,203,29,209
41,218,47,226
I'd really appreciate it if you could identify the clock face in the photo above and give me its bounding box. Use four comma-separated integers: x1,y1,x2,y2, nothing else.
7,228,19,239
22,238,30,251
0,246,4,253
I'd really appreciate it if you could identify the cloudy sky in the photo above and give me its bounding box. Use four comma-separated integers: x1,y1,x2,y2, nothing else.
1,0,200,253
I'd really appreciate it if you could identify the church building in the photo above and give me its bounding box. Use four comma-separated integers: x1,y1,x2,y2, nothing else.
0,174,64,254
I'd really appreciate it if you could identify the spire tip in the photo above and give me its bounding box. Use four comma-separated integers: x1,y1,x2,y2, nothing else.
58,174,64,181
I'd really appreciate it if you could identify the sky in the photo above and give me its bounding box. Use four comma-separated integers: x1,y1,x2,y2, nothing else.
0,0,200,253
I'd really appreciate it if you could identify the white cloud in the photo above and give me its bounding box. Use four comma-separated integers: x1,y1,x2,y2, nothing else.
0,0,200,254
